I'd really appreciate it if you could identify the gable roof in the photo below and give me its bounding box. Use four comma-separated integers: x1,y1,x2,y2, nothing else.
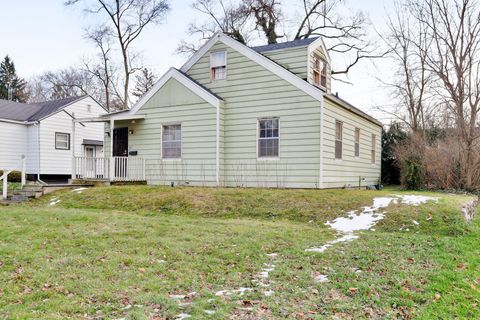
251,37,319,52
0,96,87,123
129,67,223,115
180,32,325,102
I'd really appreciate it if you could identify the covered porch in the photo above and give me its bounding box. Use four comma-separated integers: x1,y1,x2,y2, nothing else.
71,113,146,183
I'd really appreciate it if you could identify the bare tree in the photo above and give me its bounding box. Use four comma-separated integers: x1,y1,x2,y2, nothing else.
65,0,170,108
182,0,384,76
84,26,118,111
407,0,480,189
245,0,283,44
378,3,434,132
132,67,157,99
177,0,249,54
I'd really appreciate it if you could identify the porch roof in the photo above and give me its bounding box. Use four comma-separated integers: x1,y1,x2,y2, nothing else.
73,113,145,123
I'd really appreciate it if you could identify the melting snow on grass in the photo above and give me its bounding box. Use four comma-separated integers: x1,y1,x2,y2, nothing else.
72,187,88,193
49,198,61,206
306,195,438,254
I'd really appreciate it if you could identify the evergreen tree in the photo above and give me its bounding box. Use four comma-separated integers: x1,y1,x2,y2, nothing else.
132,68,157,99
0,55,28,102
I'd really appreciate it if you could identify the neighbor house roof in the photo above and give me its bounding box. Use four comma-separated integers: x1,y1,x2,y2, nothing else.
0,96,86,123
251,37,319,52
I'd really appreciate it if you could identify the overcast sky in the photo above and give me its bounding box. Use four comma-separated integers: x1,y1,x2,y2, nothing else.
0,0,396,123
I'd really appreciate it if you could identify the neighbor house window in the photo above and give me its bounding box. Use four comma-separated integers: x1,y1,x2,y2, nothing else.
258,118,279,158
55,132,70,150
162,124,182,159
354,128,360,157
371,134,376,164
211,51,227,80
313,55,328,88
335,121,343,159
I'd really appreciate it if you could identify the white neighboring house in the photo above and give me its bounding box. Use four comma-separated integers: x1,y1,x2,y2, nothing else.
0,96,107,181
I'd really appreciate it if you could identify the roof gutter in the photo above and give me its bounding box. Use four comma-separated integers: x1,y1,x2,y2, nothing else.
0,118,36,125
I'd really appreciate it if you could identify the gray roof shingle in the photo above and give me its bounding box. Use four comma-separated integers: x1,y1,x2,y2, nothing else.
0,96,86,122
251,37,319,53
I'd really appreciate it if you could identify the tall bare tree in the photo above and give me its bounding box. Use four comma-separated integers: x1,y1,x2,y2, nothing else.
65,0,170,108
407,0,480,189
379,3,434,132
84,26,118,111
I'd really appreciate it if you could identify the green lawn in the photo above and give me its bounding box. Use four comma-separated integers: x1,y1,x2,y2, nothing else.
0,186,478,319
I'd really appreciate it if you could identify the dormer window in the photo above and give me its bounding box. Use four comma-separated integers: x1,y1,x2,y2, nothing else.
313,55,327,88
210,51,227,81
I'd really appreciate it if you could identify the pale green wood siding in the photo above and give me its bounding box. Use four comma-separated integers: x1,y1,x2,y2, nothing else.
261,47,308,79
322,97,382,188
111,78,218,186
187,42,321,188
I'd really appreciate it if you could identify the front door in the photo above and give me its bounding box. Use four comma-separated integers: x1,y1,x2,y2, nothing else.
113,127,128,157
113,127,129,179
85,146,95,178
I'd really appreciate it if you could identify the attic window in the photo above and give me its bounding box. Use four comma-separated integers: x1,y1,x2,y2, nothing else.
313,55,327,88
210,51,227,80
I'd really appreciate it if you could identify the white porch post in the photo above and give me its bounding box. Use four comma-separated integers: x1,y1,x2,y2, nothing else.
109,119,114,181
71,120,76,181
21,155,26,187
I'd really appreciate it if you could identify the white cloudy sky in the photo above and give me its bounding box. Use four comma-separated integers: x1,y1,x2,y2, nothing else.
0,0,397,123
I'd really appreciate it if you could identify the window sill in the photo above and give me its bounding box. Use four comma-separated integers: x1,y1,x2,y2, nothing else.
257,157,280,161
162,158,182,162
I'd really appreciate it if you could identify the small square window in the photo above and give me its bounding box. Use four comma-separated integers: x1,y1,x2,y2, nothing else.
211,51,227,80
55,132,70,150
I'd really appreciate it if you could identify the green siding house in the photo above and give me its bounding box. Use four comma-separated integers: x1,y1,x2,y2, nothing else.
73,33,382,189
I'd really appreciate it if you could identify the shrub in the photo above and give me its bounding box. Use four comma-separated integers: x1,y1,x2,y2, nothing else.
0,170,22,183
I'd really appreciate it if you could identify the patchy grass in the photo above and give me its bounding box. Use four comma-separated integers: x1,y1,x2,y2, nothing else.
0,182,21,193
0,186,478,319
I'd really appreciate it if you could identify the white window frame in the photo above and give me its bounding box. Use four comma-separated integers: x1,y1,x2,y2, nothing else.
354,127,361,158
210,50,227,81
55,132,70,150
161,123,182,160
257,117,280,161
335,120,343,160
313,54,328,89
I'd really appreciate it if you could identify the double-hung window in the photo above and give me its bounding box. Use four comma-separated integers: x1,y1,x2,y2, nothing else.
210,51,227,81
313,55,328,88
258,118,279,159
162,124,182,159
354,128,360,157
371,134,376,164
335,120,343,159
55,132,70,150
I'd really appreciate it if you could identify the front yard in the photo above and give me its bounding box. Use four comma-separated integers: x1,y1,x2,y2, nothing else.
0,186,478,319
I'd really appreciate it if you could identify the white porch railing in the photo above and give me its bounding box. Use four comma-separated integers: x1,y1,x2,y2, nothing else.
73,157,145,182
1,156,26,200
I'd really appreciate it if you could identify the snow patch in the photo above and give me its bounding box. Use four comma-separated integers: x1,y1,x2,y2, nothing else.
49,198,61,206
204,310,216,315
215,287,253,297
72,187,88,193
264,290,274,296
314,274,329,283
175,313,191,320
396,195,439,206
